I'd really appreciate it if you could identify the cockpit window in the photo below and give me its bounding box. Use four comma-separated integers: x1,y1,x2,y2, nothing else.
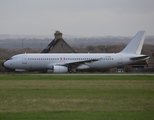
9,58,13,60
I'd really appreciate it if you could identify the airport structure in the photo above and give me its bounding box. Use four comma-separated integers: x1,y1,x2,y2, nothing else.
127,60,148,72
41,31,76,53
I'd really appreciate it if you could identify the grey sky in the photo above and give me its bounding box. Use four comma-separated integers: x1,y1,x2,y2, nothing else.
0,0,154,36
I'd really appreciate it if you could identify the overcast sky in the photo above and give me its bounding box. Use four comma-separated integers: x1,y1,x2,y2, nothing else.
0,0,154,36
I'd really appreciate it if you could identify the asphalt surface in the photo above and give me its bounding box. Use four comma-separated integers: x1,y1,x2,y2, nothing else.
35,73,154,76
1,73,154,76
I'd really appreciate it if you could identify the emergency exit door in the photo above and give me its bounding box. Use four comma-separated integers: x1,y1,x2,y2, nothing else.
118,55,122,64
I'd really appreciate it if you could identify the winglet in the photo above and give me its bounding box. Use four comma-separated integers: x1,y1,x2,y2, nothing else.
120,31,146,55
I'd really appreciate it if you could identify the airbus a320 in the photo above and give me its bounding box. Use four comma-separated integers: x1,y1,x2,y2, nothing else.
4,31,149,73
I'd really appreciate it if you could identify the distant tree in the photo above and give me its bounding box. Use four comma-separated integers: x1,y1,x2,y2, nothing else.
85,46,101,53
97,45,105,52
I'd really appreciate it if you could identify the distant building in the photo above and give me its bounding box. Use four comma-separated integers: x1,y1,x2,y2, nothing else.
129,60,148,72
41,31,76,53
112,60,148,73
148,53,154,68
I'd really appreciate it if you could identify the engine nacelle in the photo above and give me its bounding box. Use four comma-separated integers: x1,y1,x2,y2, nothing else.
15,69,26,72
53,66,68,73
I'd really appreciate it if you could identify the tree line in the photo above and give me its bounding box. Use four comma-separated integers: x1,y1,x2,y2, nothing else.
0,44,154,60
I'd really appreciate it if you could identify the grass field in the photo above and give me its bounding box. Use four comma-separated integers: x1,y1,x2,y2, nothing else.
0,75,154,120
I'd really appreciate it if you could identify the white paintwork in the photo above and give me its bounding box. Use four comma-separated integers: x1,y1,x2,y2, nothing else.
4,31,149,73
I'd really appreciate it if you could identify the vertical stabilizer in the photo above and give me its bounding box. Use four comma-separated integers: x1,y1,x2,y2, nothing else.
120,31,146,55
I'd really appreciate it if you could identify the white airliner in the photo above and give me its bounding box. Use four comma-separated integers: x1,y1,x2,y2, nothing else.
4,31,149,73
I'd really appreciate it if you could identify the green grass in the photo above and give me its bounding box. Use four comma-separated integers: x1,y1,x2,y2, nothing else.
0,75,154,120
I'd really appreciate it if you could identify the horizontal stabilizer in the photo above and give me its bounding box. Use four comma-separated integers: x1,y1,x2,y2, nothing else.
130,55,149,61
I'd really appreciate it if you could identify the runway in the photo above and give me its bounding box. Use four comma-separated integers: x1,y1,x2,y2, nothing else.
37,73,154,76
1,73,154,76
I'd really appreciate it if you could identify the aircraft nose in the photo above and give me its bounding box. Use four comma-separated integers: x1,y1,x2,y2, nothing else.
3,61,10,69
4,61,8,67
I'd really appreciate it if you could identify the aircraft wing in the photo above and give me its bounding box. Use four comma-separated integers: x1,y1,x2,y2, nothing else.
56,59,99,68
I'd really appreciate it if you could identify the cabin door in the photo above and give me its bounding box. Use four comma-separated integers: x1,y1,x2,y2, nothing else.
22,55,27,64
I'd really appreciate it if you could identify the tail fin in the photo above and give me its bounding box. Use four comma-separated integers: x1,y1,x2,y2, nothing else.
120,31,146,55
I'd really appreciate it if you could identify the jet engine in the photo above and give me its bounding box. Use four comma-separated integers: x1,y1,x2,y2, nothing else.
53,66,68,73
